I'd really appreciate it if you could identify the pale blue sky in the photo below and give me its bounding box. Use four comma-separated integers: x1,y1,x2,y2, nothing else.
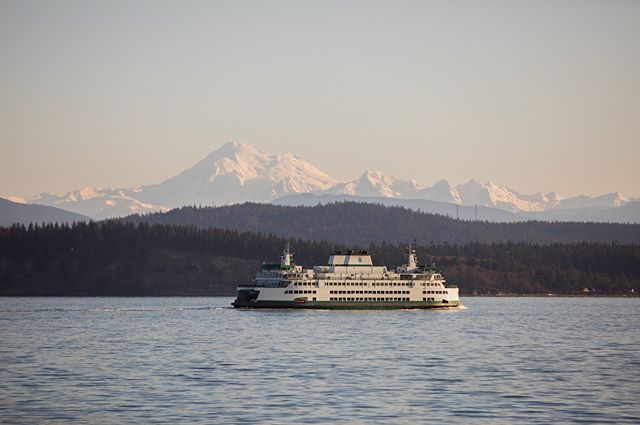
1,0,639,198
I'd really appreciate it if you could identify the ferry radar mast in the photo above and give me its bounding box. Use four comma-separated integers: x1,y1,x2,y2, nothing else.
280,243,293,267
407,243,418,270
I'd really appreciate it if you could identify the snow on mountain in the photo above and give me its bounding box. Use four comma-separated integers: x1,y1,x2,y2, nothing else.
323,170,424,198
453,180,549,212
135,142,339,207
416,179,461,204
61,186,103,203
19,142,339,219
24,187,168,220
13,141,634,221
553,192,629,210
322,174,558,213
323,173,632,214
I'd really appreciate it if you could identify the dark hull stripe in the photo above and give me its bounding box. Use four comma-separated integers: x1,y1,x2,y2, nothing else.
232,300,461,309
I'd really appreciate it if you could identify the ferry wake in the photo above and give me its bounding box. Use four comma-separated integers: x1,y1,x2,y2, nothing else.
232,245,460,309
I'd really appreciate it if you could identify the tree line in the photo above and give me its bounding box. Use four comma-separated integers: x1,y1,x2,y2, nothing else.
1,221,638,296
124,202,640,245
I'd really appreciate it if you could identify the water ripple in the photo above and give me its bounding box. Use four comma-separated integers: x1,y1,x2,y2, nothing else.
0,297,639,423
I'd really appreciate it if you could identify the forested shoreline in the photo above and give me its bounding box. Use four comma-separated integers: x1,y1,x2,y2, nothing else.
124,202,640,245
1,221,638,296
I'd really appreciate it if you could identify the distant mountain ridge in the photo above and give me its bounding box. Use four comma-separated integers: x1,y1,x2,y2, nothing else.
274,193,640,224
11,142,638,222
0,197,89,226
124,202,640,245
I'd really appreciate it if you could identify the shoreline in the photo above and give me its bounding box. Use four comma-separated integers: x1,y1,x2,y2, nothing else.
461,293,638,298
0,293,637,298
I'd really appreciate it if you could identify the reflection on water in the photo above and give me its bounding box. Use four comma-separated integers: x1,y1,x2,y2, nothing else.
1,297,639,423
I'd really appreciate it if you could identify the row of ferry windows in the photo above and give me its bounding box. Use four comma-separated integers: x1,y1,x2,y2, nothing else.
328,282,409,287
329,297,410,302
285,290,317,294
330,290,410,295
292,281,441,287
423,290,446,294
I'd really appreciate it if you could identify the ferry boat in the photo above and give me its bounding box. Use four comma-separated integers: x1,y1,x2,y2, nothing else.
232,245,460,309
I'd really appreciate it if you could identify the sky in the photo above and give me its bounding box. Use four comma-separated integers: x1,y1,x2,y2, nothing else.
1,0,639,199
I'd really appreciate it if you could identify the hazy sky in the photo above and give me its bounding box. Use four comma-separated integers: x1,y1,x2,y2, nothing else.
1,0,639,199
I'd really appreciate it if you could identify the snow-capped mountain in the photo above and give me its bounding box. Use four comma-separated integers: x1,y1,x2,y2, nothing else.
321,173,564,212
454,179,555,212
416,179,461,204
322,170,423,198
322,173,634,214
12,141,636,221
551,192,629,210
18,142,339,219
133,142,338,207
20,187,168,219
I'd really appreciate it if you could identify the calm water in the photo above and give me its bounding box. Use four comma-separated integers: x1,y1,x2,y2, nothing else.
1,297,638,424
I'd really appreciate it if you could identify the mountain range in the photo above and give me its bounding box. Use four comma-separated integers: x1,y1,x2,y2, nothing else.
7,142,639,223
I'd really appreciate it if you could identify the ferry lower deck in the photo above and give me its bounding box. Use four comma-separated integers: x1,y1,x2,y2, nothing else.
232,299,461,309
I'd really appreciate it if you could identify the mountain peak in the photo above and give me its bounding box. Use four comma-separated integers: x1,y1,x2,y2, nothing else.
433,178,451,187
360,169,388,181
208,141,261,160
465,178,483,186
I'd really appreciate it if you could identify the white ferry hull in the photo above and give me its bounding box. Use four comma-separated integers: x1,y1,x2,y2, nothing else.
232,299,461,309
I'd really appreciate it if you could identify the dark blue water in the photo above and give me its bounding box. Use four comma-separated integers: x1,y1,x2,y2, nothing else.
1,297,638,423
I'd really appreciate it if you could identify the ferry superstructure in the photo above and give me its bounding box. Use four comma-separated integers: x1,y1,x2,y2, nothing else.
232,245,460,309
